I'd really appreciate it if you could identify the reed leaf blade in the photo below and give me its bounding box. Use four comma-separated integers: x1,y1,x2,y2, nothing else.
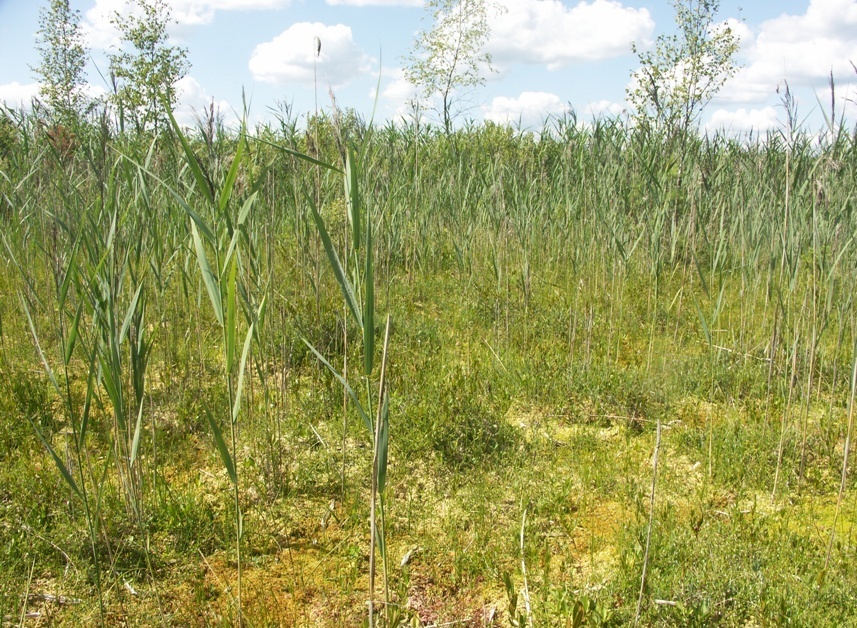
308,196,362,328
232,322,254,423
303,339,372,434
191,221,224,326
206,408,237,485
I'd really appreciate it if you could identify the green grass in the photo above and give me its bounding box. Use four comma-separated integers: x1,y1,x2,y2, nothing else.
1,105,857,625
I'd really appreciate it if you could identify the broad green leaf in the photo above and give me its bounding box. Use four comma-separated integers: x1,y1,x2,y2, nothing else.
345,147,361,251
129,399,144,468
377,394,389,495
253,136,343,174
64,305,82,366
256,292,268,332
303,339,372,434
119,283,144,345
20,293,61,396
232,322,255,423
58,238,81,309
218,128,245,216
226,258,237,373
99,352,126,433
206,408,236,485
167,107,215,209
223,228,240,271
237,191,257,227
308,196,362,328
105,210,117,255
115,142,217,244
144,136,157,170
692,293,712,348
136,163,151,209
177,195,217,244
113,132,216,245
191,221,224,326
28,416,81,499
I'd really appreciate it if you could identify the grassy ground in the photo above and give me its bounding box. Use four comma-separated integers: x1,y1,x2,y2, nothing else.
1,109,857,625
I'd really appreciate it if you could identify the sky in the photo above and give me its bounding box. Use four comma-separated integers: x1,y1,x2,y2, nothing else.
1,0,856,134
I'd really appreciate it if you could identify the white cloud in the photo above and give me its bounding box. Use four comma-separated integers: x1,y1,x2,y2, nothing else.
483,91,570,128
488,0,654,71
721,0,857,105
249,22,371,88
83,0,125,49
170,0,291,25
586,99,625,117
174,75,238,128
705,106,779,134
372,68,421,119
84,83,110,102
0,82,40,109
0,82,109,112
327,0,421,5
83,0,292,49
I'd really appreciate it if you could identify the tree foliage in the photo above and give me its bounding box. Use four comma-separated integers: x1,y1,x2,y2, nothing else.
109,0,189,135
0,109,17,164
404,0,499,134
33,0,89,126
628,0,740,139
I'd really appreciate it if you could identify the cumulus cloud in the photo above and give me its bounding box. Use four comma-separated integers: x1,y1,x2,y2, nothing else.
170,0,291,25
721,0,857,104
249,22,371,88
704,106,780,134
483,91,570,128
0,82,110,111
487,0,654,71
174,75,238,128
327,0,421,5
372,68,421,119
83,0,292,49
586,99,625,118
0,82,40,109
83,0,129,49
84,83,110,102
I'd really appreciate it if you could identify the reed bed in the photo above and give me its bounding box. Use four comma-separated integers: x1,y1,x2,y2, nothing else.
1,104,856,625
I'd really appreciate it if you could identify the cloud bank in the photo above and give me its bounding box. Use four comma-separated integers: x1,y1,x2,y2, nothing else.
83,0,293,49
488,0,654,71
721,0,857,104
483,91,570,127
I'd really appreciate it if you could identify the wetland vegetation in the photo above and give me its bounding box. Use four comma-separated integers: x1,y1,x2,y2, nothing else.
1,100,857,625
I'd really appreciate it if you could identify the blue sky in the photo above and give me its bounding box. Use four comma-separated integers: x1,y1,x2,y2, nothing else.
1,0,855,134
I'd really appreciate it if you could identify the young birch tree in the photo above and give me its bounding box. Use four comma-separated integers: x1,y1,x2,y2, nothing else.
109,0,189,135
404,0,499,134
627,0,740,141
33,0,90,126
